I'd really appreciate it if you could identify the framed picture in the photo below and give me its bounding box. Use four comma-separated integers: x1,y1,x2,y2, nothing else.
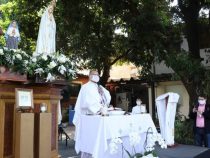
15,88,33,109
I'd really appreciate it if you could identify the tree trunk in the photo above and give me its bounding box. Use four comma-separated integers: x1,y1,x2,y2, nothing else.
100,64,111,86
185,18,200,59
180,77,199,113
178,1,201,112
181,1,200,59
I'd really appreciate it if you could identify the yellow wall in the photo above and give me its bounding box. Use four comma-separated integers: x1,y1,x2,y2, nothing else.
149,81,190,117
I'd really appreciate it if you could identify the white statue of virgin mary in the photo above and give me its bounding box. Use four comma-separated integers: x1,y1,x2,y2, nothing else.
35,0,56,55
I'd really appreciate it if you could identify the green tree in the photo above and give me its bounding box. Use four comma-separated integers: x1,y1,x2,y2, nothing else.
8,0,173,86
56,0,131,85
56,0,174,85
168,0,210,106
5,0,210,108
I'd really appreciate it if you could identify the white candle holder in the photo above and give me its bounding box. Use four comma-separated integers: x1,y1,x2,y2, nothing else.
40,103,47,113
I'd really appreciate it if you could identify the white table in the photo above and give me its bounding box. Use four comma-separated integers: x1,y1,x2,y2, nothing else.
76,114,157,158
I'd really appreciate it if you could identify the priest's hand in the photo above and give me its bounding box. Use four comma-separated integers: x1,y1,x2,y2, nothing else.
100,106,108,115
108,105,114,111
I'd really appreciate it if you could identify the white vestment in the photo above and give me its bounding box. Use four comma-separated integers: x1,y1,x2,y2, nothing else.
35,7,56,55
132,105,146,114
155,92,179,146
73,81,111,154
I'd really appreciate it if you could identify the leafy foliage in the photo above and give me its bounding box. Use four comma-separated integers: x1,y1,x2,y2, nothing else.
175,113,194,145
165,52,205,84
2,0,210,99
57,1,129,70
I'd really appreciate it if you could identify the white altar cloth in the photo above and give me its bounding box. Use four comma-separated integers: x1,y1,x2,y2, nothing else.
75,114,157,158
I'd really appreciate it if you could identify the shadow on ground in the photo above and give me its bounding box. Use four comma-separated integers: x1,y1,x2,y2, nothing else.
58,139,80,158
58,125,81,158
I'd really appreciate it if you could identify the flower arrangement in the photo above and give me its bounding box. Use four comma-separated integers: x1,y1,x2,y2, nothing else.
29,53,76,82
0,47,76,82
0,47,30,74
108,127,167,158
142,128,167,158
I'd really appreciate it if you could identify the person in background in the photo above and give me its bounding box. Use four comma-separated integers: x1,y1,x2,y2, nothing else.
5,20,21,49
132,98,147,114
189,95,210,147
73,70,111,158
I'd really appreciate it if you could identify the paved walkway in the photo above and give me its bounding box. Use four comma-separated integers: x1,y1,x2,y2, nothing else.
58,125,80,158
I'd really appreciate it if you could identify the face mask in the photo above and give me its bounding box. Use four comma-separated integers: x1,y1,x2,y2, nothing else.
91,75,100,83
136,101,142,105
198,100,206,105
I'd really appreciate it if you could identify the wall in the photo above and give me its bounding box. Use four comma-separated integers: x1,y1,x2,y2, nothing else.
148,81,190,118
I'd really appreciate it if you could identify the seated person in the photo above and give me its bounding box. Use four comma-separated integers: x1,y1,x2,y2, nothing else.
132,98,147,114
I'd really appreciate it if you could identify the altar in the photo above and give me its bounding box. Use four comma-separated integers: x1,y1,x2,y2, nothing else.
76,114,157,158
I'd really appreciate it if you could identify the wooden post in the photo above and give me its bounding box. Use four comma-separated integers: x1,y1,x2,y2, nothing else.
15,113,34,158
34,113,52,158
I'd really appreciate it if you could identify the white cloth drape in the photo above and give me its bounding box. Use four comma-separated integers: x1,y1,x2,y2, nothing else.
35,7,56,55
76,114,157,158
132,105,146,114
156,92,179,145
73,81,111,153
58,101,62,125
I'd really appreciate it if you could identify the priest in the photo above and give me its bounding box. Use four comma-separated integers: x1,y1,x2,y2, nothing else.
73,70,111,158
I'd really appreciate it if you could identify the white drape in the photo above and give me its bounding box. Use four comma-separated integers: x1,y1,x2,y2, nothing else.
155,92,179,146
58,101,62,125
77,114,157,158
35,7,56,55
132,105,146,114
